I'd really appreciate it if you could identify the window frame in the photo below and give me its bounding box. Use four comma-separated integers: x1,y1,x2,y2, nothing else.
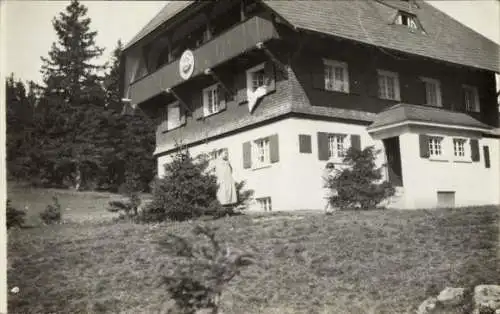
428,135,445,160
395,11,420,31
256,197,272,211
327,133,350,163
202,83,225,117
377,69,401,101
420,77,442,107
323,59,350,93
165,101,184,131
452,137,471,162
463,85,480,113
252,136,271,169
246,62,266,94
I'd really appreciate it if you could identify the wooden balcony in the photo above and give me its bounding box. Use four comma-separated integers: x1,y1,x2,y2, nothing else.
129,16,279,105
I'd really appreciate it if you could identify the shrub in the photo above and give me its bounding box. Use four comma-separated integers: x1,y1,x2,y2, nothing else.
40,196,62,224
157,225,254,314
326,146,395,210
140,148,220,222
6,199,26,229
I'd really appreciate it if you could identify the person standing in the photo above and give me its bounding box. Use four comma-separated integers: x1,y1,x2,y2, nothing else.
322,162,339,214
208,149,238,207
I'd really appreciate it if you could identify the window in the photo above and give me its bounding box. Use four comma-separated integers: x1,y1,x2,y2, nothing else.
463,85,480,112
253,138,270,167
395,11,419,30
203,84,225,116
328,134,348,160
453,139,466,158
378,70,400,100
323,59,349,93
246,63,266,92
428,136,443,157
257,197,272,211
165,101,184,131
421,77,442,107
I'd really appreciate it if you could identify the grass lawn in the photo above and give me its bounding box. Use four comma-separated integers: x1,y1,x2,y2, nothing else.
7,186,500,313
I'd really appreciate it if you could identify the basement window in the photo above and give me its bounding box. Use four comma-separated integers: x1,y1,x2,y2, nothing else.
257,197,272,211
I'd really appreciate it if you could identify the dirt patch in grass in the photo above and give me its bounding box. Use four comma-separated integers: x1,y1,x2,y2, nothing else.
7,206,499,313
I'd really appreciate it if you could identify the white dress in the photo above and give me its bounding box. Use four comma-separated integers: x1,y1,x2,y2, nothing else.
213,158,238,206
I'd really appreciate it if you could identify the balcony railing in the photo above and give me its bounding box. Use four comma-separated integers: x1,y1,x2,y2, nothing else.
129,15,279,106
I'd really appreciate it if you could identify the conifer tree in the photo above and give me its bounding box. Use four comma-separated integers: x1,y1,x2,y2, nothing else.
37,0,109,189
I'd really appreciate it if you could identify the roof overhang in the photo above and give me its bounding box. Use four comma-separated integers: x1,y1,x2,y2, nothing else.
367,120,492,134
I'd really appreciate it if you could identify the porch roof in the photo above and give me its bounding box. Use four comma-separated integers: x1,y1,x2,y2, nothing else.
367,103,493,132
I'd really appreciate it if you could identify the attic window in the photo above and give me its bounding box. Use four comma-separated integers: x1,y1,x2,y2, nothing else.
395,11,419,30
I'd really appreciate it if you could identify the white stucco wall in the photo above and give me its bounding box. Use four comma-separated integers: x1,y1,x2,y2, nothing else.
156,118,499,211
398,126,500,209
157,117,386,211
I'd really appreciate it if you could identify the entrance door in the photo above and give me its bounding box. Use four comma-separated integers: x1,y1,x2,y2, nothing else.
383,137,403,187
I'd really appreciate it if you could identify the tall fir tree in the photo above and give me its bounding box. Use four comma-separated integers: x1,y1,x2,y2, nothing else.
37,0,111,189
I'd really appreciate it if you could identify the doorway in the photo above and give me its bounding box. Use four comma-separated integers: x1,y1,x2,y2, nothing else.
383,136,403,187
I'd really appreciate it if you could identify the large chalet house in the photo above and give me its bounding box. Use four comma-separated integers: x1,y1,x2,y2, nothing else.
120,0,500,211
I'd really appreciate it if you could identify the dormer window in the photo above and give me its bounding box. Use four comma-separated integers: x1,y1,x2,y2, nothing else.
395,11,419,30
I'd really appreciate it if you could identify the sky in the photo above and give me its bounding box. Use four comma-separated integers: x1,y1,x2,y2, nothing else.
1,0,499,85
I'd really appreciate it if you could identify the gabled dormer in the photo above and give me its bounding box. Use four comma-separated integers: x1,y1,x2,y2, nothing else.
393,10,425,34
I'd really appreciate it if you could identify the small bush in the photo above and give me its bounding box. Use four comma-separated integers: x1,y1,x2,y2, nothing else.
40,196,62,224
6,199,26,229
157,225,254,314
142,148,220,222
326,146,395,210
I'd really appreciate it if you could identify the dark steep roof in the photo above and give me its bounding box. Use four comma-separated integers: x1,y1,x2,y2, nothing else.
367,103,493,131
124,1,193,50
264,0,500,73
124,0,500,73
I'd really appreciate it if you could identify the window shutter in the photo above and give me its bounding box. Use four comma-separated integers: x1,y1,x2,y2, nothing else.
194,92,204,120
159,106,169,132
483,145,490,168
417,79,427,105
312,58,325,89
243,141,252,169
317,132,330,161
236,71,247,104
264,61,276,92
470,139,480,162
269,134,280,163
299,134,312,153
218,86,227,110
350,134,361,151
419,134,430,158
179,103,187,125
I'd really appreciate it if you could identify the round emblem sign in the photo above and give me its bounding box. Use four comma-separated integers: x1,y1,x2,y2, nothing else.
179,50,195,80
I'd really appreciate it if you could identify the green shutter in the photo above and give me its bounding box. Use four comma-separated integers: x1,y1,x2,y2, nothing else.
470,139,480,162
350,134,361,151
317,132,330,161
483,145,490,168
269,134,280,163
243,141,252,169
299,134,312,153
264,61,276,92
419,134,430,158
